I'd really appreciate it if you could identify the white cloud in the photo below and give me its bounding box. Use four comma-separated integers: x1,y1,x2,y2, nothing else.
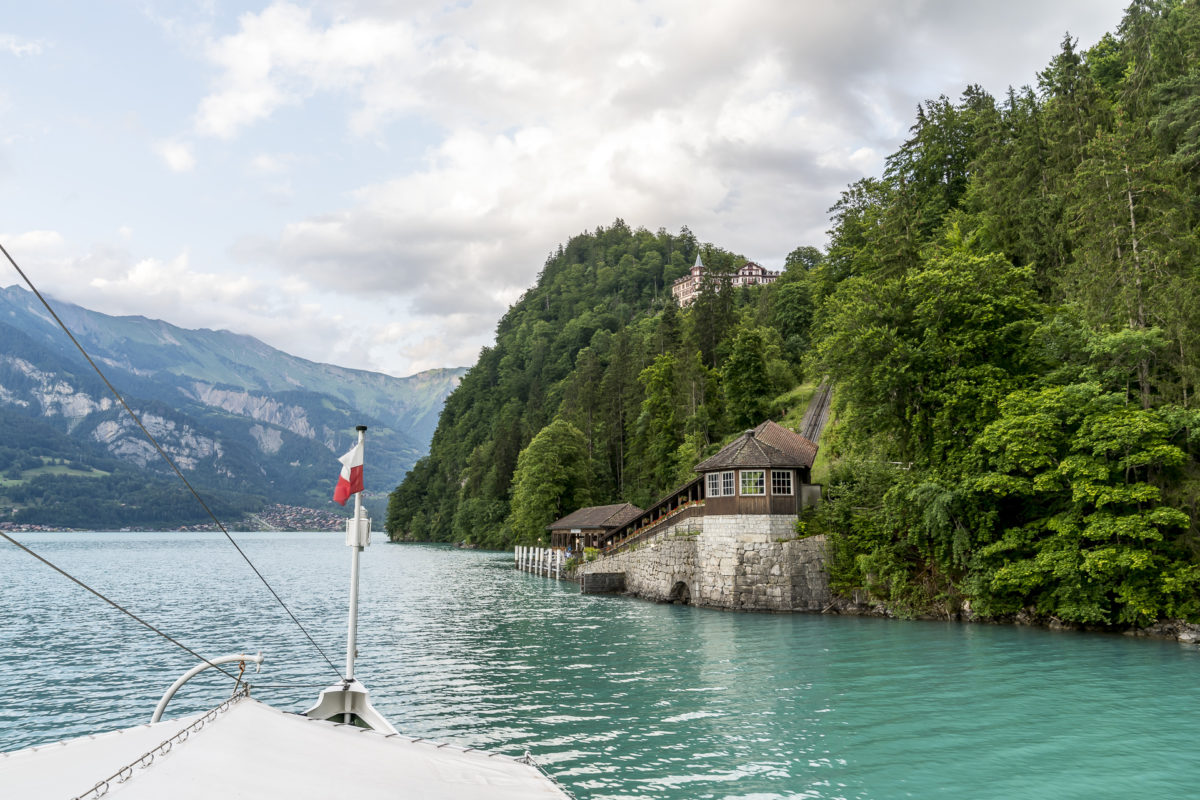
2,229,67,255
181,0,1127,373
195,3,418,139
0,34,44,57
3,239,255,321
4,1,1130,377
156,139,196,172
249,152,294,174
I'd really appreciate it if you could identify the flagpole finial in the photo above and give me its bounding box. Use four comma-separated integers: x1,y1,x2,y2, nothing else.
356,424,367,432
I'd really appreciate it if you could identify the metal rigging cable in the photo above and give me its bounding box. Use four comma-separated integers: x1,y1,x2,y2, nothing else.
0,530,239,681
0,241,344,682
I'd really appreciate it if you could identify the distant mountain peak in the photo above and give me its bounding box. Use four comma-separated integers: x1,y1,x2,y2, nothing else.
0,284,467,527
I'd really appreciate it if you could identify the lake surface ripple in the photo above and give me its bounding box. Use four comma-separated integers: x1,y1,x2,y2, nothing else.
2,533,1197,799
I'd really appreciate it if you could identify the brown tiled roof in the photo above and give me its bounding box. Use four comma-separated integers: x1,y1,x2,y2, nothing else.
693,422,818,472
753,420,818,466
546,502,644,531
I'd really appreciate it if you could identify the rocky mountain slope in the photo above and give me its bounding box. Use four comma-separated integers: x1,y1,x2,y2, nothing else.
0,285,465,526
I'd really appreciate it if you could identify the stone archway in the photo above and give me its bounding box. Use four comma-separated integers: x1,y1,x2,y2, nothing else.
668,581,691,605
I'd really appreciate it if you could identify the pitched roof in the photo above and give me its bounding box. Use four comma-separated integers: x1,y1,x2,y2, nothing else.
546,502,644,531
753,420,818,466
693,422,818,472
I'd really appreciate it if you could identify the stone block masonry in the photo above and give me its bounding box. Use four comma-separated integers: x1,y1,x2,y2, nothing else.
580,573,626,594
577,515,831,612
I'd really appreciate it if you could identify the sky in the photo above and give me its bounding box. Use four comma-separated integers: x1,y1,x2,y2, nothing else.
1,0,1130,378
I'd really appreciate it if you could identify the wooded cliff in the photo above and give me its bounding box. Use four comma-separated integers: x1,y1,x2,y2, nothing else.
389,1,1200,626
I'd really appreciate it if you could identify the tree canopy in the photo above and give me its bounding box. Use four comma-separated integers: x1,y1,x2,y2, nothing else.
390,2,1200,627
807,0,1200,626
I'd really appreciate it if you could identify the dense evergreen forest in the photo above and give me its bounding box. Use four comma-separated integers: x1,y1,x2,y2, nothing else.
386,222,809,547
390,1,1200,626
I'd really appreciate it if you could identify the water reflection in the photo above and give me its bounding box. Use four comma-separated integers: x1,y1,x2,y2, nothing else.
2,535,1198,799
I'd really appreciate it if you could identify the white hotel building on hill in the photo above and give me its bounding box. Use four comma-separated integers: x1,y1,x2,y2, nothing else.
670,255,782,307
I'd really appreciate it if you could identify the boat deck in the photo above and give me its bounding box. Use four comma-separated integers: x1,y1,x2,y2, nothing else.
1,695,570,798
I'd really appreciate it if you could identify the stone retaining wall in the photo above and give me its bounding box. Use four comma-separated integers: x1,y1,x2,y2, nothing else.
577,515,830,612
580,572,627,594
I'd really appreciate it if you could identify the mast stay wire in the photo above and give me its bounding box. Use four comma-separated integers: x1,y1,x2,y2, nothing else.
0,241,345,682
0,530,239,681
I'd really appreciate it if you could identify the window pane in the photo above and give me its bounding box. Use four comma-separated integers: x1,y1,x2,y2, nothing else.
740,470,765,495
706,473,721,497
772,470,793,495
722,471,734,495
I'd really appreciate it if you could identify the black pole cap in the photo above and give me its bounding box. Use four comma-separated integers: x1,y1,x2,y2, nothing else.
356,425,368,432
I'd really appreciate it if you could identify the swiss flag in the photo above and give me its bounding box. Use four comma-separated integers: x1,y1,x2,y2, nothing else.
333,440,364,506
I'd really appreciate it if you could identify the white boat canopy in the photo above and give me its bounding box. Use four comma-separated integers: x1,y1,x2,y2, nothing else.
0,694,570,799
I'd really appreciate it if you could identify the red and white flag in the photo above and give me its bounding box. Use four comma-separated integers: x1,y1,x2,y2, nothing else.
333,440,364,506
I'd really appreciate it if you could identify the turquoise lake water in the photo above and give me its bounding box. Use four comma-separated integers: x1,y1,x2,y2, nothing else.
2,531,1198,799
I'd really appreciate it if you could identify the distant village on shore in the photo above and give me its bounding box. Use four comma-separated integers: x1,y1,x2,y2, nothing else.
0,503,349,533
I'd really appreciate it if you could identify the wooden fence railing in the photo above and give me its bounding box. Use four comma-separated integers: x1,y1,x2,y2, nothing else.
605,502,704,555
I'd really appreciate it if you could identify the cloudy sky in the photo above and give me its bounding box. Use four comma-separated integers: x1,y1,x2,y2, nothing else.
1,0,1128,377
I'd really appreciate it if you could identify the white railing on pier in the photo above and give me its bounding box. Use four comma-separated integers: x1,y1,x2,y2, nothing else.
514,545,566,580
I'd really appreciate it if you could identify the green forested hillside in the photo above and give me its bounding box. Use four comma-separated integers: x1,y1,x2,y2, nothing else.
386,222,811,548
807,2,1200,626
391,1,1200,626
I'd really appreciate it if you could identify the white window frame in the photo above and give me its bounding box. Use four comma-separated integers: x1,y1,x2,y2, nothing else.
706,472,722,498
721,471,735,496
772,470,793,496
740,469,765,496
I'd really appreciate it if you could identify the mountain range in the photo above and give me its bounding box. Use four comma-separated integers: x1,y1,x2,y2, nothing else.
0,284,465,528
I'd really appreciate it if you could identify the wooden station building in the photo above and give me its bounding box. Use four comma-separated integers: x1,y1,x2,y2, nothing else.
547,420,820,553
546,502,643,551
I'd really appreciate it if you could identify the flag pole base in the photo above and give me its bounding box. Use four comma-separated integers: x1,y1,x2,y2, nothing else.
304,679,397,734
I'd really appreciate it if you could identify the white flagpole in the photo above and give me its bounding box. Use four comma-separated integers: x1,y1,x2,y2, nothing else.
302,430,395,734
346,424,367,683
